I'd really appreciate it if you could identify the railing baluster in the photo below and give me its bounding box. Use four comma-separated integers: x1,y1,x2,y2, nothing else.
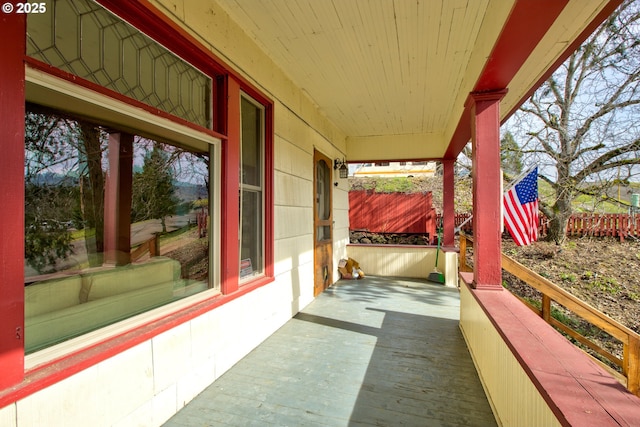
542,294,551,323
459,234,468,272
627,336,640,395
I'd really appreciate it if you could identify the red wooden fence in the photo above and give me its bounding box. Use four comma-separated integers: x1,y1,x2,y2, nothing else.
349,191,436,238
436,212,640,241
563,212,640,241
349,190,640,241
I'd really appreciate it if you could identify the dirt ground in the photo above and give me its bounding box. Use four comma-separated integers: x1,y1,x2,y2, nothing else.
500,236,640,336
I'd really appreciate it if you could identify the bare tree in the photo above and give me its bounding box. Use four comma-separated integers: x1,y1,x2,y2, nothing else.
500,132,524,179
507,0,640,243
24,110,108,271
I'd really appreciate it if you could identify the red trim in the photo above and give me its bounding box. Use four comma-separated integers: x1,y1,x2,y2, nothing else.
442,160,456,247
0,11,26,390
445,0,622,159
222,78,241,294
470,91,506,289
223,80,276,290
503,0,623,119
94,0,277,292
26,58,227,142
460,275,640,427
0,285,256,408
475,0,570,92
0,0,278,403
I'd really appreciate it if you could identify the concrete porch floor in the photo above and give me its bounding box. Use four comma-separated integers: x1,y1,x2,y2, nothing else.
163,277,497,426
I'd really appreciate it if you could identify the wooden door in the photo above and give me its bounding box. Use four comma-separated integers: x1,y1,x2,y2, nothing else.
313,150,333,296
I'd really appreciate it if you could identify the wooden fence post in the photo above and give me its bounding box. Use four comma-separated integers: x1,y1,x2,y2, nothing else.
626,335,640,397
151,233,160,257
459,234,465,270
542,294,551,323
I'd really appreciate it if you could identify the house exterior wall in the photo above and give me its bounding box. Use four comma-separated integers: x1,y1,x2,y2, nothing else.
0,1,349,425
8,281,299,427
459,281,561,427
346,245,458,288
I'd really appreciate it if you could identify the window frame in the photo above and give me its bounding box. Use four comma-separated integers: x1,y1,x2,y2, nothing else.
23,67,223,364
0,0,274,401
239,93,266,283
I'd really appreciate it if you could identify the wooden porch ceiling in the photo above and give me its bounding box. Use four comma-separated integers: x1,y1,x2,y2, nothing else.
215,0,621,162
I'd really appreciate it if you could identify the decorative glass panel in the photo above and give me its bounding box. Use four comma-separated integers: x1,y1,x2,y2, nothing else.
316,160,330,221
316,226,331,241
27,0,212,128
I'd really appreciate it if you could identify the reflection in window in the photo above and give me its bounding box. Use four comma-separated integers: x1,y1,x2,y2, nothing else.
24,106,214,353
239,96,264,280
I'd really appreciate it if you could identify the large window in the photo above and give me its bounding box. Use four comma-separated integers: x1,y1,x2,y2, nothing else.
239,96,265,280
12,0,271,362
24,107,216,353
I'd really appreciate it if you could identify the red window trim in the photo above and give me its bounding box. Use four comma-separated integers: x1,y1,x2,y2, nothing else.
0,11,26,391
222,79,275,294
0,0,275,401
0,286,266,408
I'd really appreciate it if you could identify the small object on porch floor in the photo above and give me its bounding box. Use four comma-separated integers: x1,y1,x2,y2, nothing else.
338,257,365,280
428,233,445,284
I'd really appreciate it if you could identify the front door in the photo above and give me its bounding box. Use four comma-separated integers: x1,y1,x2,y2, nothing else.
313,150,333,296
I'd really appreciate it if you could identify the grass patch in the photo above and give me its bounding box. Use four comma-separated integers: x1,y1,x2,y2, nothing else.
374,177,415,193
560,272,577,283
523,297,598,337
586,276,621,295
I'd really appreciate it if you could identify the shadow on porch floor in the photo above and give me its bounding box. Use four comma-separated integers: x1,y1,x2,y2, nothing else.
163,276,497,426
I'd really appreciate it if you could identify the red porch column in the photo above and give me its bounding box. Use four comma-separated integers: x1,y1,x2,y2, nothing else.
103,133,133,266
442,159,455,247
0,12,25,388
470,90,507,290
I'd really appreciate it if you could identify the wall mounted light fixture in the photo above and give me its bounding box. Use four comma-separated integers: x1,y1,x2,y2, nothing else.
334,158,348,179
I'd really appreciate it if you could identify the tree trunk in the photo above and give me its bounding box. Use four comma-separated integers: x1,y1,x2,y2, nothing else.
547,181,573,244
547,210,569,244
79,122,105,266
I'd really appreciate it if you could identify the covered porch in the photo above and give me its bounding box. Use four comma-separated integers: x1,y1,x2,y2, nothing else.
3,1,640,426
163,272,640,426
163,276,496,426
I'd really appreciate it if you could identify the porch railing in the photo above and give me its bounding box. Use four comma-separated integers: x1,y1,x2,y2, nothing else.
130,234,159,262
459,233,640,397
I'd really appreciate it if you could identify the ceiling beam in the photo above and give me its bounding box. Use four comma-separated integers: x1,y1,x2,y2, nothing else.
444,0,622,160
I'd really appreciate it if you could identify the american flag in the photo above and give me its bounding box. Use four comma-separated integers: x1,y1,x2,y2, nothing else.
503,167,539,246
